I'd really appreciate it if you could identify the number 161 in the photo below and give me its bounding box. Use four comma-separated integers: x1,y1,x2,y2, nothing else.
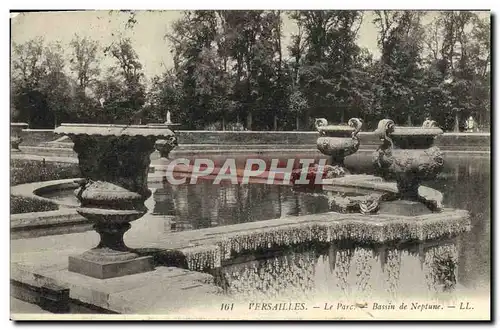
221,303,234,311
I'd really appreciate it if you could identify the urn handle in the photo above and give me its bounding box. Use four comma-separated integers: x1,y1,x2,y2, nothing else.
422,119,438,128
315,118,328,131
375,119,395,139
348,118,363,138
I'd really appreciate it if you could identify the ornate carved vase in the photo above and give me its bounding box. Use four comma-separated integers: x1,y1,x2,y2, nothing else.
315,118,363,171
372,119,444,209
10,122,28,151
54,123,176,279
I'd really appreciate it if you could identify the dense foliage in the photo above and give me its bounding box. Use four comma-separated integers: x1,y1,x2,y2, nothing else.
11,10,490,131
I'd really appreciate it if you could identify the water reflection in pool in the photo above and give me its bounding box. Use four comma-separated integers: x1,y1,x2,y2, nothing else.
152,183,330,231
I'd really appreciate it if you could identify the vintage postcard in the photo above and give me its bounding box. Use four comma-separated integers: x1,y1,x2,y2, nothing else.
9,9,491,321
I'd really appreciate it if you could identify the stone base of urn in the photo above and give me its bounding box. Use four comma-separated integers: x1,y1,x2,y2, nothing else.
379,200,433,216
68,255,154,279
67,189,157,279
68,208,154,279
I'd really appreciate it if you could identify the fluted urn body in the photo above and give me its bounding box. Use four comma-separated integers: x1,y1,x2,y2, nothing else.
315,118,363,170
10,122,28,151
54,123,176,279
372,119,444,209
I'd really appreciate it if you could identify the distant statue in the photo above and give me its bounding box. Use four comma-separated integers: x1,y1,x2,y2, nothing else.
422,117,438,128
99,98,105,108
165,111,172,125
465,116,477,132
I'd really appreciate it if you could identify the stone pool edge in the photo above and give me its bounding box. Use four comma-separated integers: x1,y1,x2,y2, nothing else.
148,208,471,271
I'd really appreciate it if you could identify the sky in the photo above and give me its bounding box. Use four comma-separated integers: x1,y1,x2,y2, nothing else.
10,10,489,81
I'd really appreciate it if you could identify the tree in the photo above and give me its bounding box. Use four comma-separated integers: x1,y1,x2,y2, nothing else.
287,18,307,129
288,88,308,130
215,11,284,130
427,11,489,131
10,10,489,131
40,42,72,126
468,15,491,129
146,69,183,123
101,38,146,123
289,10,367,126
167,10,219,129
68,35,101,122
11,37,46,89
11,38,73,128
11,37,47,125
372,11,426,126
69,35,100,93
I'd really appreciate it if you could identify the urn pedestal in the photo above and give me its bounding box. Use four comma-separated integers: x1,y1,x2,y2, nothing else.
315,118,363,172
10,122,28,152
372,119,444,212
54,123,176,279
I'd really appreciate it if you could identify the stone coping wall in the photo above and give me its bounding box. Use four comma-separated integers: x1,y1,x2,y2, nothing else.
11,207,471,274
176,130,490,147
19,129,490,151
11,209,90,240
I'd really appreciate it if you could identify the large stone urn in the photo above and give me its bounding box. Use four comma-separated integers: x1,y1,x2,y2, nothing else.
10,122,28,151
315,118,363,171
372,119,444,210
54,123,176,279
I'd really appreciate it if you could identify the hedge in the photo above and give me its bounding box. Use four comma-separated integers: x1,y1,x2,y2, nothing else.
11,159,80,186
11,159,80,214
10,196,59,214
